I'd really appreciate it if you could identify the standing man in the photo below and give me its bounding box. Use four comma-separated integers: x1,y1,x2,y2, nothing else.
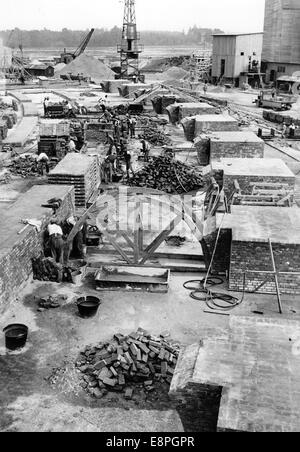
106,133,115,154
282,122,288,138
129,116,137,138
68,137,77,152
140,139,150,162
47,219,64,264
37,152,50,175
124,149,134,178
43,98,49,117
289,122,296,138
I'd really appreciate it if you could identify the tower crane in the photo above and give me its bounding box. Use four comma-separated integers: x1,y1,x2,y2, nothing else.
117,0,143,81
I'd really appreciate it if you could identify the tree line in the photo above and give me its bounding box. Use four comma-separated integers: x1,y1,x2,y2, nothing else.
0,26,224,49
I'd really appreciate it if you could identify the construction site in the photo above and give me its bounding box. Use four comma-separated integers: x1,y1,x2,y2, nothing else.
0,0,300,434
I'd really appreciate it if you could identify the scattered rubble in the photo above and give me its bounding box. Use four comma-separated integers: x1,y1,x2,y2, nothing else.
37,295,67,311
127,154,203,193
75,328,180,400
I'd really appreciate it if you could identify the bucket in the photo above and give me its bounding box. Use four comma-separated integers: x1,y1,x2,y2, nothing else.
77,296,101,318
3,324,28,351
71,270,82,286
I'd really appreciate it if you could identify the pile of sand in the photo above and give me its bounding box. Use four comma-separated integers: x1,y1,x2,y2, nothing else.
162,66,188,81
56,54,115,83
54,63,66,73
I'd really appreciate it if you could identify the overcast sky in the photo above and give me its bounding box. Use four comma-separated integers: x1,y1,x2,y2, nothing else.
1,0,265,32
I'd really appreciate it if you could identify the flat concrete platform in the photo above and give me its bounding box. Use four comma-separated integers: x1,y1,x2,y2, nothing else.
209,131,264,144
2,117,38,147
217,158,295,178
171,315,300,432
49,153,94,176
195,114,239,134
220,206,300,244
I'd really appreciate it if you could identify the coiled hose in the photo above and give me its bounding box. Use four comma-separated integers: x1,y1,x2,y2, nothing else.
183,275,245,311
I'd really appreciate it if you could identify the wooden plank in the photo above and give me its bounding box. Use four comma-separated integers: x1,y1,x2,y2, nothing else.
268,239,283,315
140,210,182,265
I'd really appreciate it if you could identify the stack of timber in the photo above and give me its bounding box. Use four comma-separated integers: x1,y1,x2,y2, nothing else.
127,154,203,193
48,153,99,208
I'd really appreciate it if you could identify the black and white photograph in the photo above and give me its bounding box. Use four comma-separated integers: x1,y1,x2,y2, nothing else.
0,0,299,437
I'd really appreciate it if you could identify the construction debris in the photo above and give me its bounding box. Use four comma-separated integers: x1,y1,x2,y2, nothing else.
8,155,41,177
37,295,67,311
127,154,203,193
76,328,180,400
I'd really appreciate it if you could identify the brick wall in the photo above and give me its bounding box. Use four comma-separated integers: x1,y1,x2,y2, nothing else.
201,229,232,274
0,188,75,311
194,137,210,166
223,174,295,199
171,382,223,432
229,240,300,294
210,141,264,161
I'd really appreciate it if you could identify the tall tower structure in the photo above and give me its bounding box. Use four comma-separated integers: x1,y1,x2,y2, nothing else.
117,0,143,80
262,0,300,81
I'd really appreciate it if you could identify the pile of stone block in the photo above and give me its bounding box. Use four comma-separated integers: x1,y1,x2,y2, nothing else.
76,328,180,399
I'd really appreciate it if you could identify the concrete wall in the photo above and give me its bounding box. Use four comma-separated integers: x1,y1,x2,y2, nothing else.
212,34,263,79
0,186,75,311
262,0,300,76
229,241,300,294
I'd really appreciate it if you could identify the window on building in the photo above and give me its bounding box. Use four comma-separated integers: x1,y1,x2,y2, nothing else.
277,66,286,73
241,52,244,56
253,52,256,56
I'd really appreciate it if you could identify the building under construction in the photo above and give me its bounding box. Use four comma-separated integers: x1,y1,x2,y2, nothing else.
262,0,300,82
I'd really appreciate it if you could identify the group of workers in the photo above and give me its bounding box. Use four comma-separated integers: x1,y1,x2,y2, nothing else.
47,216,87,265
282,122,298,138
101,111,151,183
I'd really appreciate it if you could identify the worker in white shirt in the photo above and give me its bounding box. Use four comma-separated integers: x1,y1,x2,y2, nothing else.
47,219,64,264
68,138,77,152
37,152,50,175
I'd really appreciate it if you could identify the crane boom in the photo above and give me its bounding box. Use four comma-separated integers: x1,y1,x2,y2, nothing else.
74,28,95,58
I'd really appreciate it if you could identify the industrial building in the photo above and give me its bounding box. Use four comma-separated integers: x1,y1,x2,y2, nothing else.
211,33,263,86
262,0,300,82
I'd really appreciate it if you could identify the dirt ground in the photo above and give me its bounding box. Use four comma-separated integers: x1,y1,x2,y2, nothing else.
1,83,300,432
0,270,299,432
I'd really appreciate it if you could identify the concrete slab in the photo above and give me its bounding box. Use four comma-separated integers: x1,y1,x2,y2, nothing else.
219,158,295,178
220,206,300,244
2,117,38,147
210,131,264,144
171,315,300,432
0,185,73,252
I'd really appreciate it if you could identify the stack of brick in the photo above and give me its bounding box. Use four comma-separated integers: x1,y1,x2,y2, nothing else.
166,102,217,125
48,153,100,208
76,328,180,399
209,131,264,161
182,115,239,141
195,130,266,166
220,206,300,295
